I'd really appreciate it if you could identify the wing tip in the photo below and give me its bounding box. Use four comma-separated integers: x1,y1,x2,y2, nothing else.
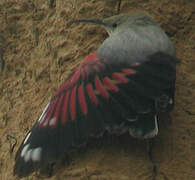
13,161,33,178
14,145,43,178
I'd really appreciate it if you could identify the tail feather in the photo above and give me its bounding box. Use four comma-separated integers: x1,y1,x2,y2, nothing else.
128,114,158,139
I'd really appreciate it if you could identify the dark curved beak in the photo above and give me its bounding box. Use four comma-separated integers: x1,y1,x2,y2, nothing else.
69,19,106,26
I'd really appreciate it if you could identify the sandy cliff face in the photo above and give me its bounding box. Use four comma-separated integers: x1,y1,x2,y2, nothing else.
0,0,195,179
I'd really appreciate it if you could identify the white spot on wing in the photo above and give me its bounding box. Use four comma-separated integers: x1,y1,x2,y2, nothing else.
31,147,42,162
24,149,32,162
21,144,42,162
23,132,31,145
49,117,56,126
38,102,50,122
132,62,140,66
21,144,30,157
169,98,173,104
43,119,48,127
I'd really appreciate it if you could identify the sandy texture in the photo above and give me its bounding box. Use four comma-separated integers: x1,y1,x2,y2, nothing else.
0,0,195,179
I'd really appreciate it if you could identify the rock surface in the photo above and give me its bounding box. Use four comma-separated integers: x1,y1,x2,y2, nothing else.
0,0,195,179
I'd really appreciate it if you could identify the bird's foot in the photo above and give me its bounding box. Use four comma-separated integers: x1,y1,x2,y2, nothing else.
147,139,158,180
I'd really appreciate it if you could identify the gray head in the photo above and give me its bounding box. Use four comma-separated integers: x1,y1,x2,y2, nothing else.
71,13,156,35
71,13,175,60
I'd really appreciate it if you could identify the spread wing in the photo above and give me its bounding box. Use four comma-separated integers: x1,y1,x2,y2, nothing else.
14,52,176,177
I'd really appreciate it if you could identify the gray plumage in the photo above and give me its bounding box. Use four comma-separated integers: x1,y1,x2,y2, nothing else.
14,13,177,177
94,13,176,138
98,13,175,64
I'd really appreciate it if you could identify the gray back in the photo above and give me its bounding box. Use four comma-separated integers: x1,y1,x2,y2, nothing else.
98,22,175,64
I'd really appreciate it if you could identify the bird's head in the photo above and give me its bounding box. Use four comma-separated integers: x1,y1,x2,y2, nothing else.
70,13,156,35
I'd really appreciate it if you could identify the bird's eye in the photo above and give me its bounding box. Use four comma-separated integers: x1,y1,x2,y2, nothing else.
112,23,117,28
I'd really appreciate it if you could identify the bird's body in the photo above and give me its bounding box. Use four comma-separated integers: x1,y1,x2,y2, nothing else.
14,13,177,177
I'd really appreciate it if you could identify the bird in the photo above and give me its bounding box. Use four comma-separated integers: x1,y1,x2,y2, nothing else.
14,13,177,177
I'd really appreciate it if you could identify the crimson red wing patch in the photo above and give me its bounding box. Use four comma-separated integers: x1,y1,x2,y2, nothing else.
35,53,138,129
14,52,176,178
